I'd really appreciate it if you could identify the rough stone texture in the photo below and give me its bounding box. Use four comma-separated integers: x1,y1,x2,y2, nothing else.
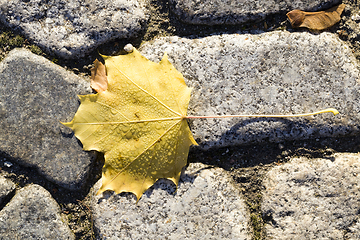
91,163,250,240
139,32,360,149
339,1,360,59
0,175,15,205
262,153,360,239
0,48,95,190
341,0,360,39
0,0,149,58
0,184,74,239
170,0,340,25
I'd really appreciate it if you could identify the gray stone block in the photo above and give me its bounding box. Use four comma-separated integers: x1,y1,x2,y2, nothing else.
91,163,250,240
170,0,340,25
0,175,15,205
0,184,74,239
262,153,360,239
0,0,149,58
139,32,360,149
0,48,95,190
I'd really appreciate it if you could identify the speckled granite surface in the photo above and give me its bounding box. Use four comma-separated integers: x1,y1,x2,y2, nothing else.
140,32,359,149
0,0,359,239
262,153,360,239
0,0,149,58
91,163,251,239
0,48,95,190
170,0,340,25
0,184,74,239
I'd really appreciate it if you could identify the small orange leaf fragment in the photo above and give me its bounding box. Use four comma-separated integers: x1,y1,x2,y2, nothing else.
287,4,345,31
90,59,108,92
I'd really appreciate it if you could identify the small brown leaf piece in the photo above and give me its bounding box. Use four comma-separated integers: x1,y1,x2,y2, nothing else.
90,59,108,92
287,4,345,31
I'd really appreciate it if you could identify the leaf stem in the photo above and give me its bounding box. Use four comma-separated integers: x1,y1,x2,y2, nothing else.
185,108,339,119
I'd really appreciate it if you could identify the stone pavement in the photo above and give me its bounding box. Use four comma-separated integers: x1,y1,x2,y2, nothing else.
0,48,95,190
262,153,360,239
1,0,360,239
169,0,340,25
0,0,149,58
92,163,250,239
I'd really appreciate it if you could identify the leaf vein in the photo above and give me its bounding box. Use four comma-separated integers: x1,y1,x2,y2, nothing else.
108,60,182,117
101,119,183,191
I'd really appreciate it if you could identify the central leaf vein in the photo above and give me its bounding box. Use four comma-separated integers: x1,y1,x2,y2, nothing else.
109,60,182,117
101,119,183,190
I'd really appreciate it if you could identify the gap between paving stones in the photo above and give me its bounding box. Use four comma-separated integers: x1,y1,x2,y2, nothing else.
0,32,359,240
0,151,105,239
91,163,252,239
169,0,341,25
0,0,150,59
2,134,360,239
1,1,360,240
0,41,356,238
1,1,359,74
262,152,360,239
139,31,360,149
191,135,360,239
1,1,359,67
0,184,76,239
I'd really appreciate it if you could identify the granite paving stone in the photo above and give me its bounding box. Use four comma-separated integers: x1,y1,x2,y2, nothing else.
0,0,149,58
0,175,15,205
170,0,340,25
0,0,357,239
0,48,95,190
91,163,251,240
0,184,74,239
139,31,360,149
262,153,360,239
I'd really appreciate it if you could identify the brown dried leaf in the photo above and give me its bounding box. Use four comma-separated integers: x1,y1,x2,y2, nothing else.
287,4,345,31
90,59,108,92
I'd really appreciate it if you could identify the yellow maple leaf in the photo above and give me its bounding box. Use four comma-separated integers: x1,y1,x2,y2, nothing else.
62,49,197,201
